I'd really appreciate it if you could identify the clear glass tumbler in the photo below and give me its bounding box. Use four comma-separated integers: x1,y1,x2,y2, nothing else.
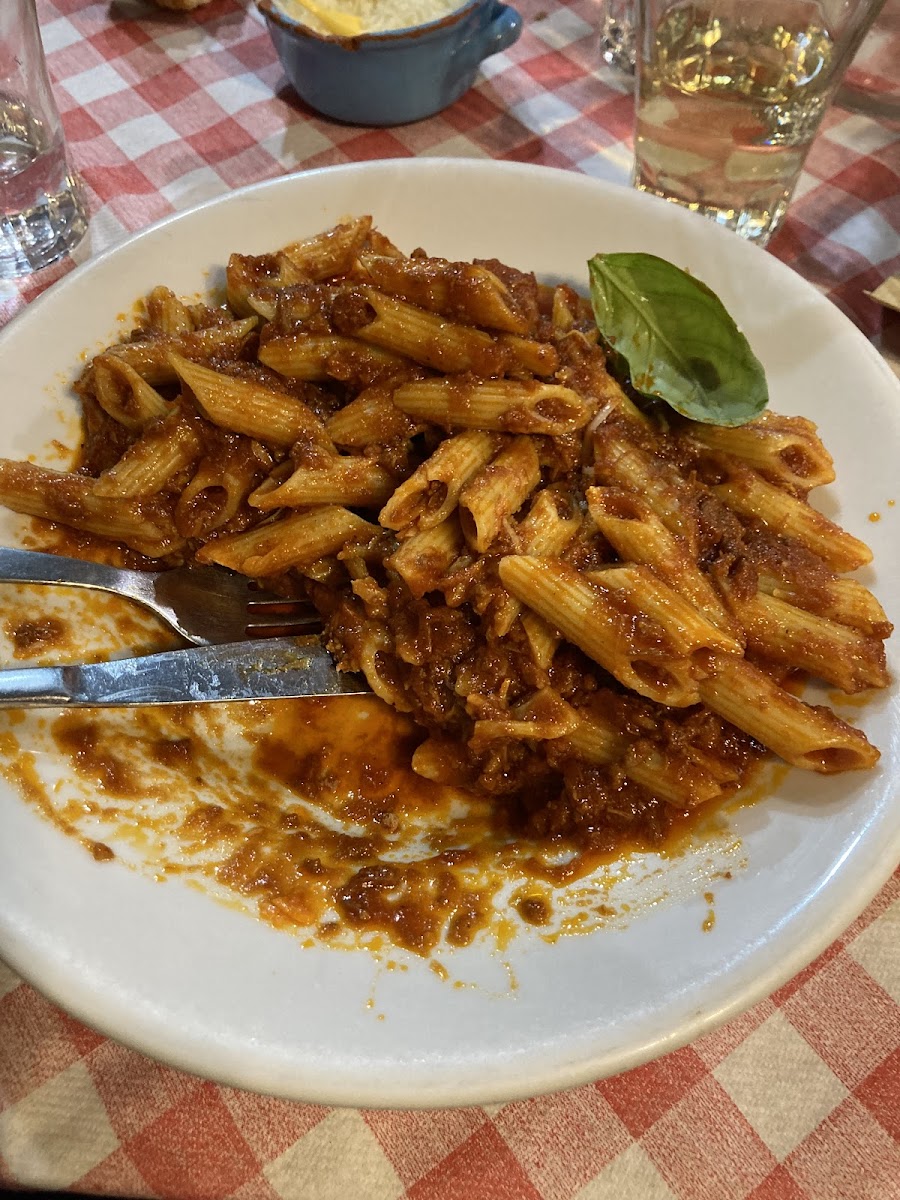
631,0,888,245
0,0,89,278
599,0,637,73
836,0,899,120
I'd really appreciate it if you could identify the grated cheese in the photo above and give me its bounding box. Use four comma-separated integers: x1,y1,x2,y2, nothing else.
275,0,466,35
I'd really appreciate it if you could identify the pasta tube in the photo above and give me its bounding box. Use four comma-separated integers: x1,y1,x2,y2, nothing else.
379,430,499,534
498,555,703,707
392,379,590,435
698,653,879,773
168,352,331,449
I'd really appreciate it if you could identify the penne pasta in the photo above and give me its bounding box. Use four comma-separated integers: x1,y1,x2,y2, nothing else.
469,689,581,747
325,384,422,448
90,356,170,431
713,466,872,572
0,459,182,557
592,421,703,555
556,713,625,765
348,286,556,376
384,515,464,599
104,319,258,386
197,506,377,576
250,456,396,510
583,565,742,656
757,569,890,638
280,216,373,280
174,443,265,540
392,378,591,435
622,741,728,808
491,485,582,636
410,735,479,786
93,407,202,498
498,555,703,707
379,430,500,535
259,334,409,385
519,609,562,671
699,653,879,773
1,215,888,880
553,711,728,807
685,411,836,491
458,436,541,553
168,352,331,449
144,286,195,336
357,253,537,334
225,249,307,318
586,485,736,633
729,591,889,693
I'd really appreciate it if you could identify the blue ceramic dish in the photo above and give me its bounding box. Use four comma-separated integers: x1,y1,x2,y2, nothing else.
258,0,523,126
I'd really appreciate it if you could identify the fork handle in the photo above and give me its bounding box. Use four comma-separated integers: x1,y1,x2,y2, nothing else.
0,547,135,594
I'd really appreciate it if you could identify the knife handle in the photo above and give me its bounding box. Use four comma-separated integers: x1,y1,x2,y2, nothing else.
0,665,72,707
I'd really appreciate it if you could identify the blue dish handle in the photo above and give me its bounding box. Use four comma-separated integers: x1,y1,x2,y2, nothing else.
448,3,522,90
486,4,523,56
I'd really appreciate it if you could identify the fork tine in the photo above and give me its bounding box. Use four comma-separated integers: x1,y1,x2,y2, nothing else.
244,590,323,636
245,592,310,609
245,608,322,633
246,592,318,615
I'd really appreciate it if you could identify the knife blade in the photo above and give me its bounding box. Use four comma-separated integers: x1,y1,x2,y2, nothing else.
0,637,368,708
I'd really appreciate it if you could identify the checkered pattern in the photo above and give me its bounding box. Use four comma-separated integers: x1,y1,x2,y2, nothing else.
1,0,898,1195
1,872,898,1198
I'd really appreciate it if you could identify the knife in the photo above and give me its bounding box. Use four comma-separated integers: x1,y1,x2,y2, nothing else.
0,637,368,708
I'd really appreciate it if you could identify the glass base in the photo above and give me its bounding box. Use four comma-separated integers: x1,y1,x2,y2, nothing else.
632,178,788,248
0,173,89,280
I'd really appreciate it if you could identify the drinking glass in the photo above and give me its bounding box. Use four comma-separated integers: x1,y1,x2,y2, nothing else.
599,0,636,73
631,0,888,245
0,0,89,279
835,0,899,120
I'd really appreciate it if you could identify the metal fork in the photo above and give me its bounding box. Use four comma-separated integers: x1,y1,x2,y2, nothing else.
0,547,321,646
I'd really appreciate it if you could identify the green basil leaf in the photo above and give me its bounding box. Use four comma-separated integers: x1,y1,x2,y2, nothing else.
588,252,768,427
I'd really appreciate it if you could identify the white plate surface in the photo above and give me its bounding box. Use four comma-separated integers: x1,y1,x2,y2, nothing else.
0,160,898,1109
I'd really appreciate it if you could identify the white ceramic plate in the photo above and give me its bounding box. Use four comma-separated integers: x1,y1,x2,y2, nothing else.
0,160,898,1109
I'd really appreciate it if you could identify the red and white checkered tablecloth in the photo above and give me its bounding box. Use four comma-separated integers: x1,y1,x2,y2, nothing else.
1,1,899,1197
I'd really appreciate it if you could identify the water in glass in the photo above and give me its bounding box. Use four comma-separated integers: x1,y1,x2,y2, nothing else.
0,0,88,278
632,0,886,245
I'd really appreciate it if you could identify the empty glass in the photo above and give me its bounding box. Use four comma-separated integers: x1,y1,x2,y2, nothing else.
0,0,89,279
836,0,899,120
599,0,636,73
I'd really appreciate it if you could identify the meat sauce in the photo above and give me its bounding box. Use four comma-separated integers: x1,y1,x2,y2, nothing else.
0,242,855,957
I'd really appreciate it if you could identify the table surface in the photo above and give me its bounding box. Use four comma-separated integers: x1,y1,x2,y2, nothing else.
1,2,899,1198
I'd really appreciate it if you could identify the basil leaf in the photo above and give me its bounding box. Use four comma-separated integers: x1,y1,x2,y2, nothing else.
588,252,768,427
